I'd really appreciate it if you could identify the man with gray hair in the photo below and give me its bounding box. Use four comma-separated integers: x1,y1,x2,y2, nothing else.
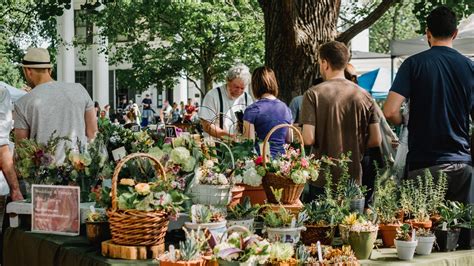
199,63,253,139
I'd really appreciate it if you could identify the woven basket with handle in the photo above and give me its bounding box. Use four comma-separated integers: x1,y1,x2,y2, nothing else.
107,153,169,246
261,124,305,204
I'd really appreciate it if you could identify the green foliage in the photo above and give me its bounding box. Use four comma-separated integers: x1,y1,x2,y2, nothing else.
395,223,412,241
303,200,335,226
85,0,264,93
227,196,260,220
179,235,201,261
372,165,399,224
437,201,470,229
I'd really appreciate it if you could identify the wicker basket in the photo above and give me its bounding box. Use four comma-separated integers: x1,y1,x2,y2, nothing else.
261,124,305,204
107,153,169,246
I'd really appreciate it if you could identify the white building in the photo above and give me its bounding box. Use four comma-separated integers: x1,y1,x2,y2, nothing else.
55,0,201,112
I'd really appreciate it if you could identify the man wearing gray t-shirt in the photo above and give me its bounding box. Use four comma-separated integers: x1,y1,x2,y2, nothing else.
14,48,97,162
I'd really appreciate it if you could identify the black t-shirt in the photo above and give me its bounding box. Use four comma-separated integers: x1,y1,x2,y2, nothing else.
142,98,152,110
390,46,473,164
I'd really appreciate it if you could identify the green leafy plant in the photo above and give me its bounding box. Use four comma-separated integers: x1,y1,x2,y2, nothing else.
416,228,434,237
395,224,412,241
268,242,295,263
437,201,470,229
303,200,335,226
227,196,260,220
344,179,367,200
190,204,225,224
372,165,399,224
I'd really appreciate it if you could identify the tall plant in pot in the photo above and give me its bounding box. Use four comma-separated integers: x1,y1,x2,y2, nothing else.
226,197,260,232
434,201,468,252
400,176,432,229
301,200,335,246
344,179,367,214
185,205,227,241
372,166,400,248
348,219,378,260
395,224,417,261
415,228,436,255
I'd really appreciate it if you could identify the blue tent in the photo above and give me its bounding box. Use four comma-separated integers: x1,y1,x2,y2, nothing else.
358,68,391,99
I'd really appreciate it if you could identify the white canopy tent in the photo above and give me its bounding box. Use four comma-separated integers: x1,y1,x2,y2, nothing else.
390,14,474,57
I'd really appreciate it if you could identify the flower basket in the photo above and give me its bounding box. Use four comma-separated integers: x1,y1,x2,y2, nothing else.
301,224,335,246
261,124,305,204
107,153,169,246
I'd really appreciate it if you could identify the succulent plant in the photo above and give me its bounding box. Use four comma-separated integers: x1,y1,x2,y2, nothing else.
269,242,295,263
227,196,260,220
303,200,334,226
190,204,225,223
179,237,200,261
395,224,412,241
344,179,366,200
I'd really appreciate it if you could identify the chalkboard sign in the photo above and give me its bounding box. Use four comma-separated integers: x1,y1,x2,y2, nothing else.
165,125,178,138
131,124,141,132
31,185,80,236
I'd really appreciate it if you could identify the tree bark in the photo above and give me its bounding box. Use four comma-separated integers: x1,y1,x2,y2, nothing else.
259,0,397,104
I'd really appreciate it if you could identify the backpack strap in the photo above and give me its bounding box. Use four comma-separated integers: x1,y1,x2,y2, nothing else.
244,92,248,106
217,87,224,129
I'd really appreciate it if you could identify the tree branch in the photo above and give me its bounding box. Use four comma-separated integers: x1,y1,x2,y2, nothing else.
336,0,399,44
186,75,204,97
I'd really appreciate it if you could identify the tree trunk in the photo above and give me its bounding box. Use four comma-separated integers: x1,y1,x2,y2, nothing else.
203,68,213,93
259,0,341,104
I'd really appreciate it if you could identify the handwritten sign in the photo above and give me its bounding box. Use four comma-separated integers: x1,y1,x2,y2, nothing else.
31,185,80,236
165,125,178,138
112,146,127,161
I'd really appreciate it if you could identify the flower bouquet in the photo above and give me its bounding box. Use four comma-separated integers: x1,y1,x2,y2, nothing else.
213,226,270,266
107,153,187,246
259,124,321,204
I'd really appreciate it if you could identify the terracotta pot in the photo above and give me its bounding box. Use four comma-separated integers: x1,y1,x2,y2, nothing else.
267,259,297,266
228,185,245,208
379,223,401,248
301,224,334,246
396,210,405,223
202,256,218,266
160,259,204,266
430,214,442,225
86,221,111,245
406,219,432,230
239,184,267,205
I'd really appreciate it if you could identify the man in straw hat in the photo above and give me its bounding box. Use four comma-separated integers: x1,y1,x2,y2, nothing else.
14,48,98,162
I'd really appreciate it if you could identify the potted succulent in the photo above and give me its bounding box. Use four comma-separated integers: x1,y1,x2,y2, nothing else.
372,168,401,248
213,226,270,266
434,201,467,252
348,219,378,260
344,179,367,214
159,228,206,266
85,210,110,245
226,196,260,232
394,224,417,261
267,242,297,266
262,188,307,244
301,200,335,246
415,228,436,255
185,205,227,240
338,213,358,245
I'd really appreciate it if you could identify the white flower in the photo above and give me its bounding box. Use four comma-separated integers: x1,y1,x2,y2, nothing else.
243,168,262,187
217,174,228,185
170,147,191,164
204,159,215,168
182,157,196,172
154,191,172,205
290,170,306,184
234,174,243,184
244,160,255,169
309,168,319,181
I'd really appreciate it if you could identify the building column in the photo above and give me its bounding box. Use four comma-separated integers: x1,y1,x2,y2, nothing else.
173,73,187,105
56,0,75,83
92,23,109,108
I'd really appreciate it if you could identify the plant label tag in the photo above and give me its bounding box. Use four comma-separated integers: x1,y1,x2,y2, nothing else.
89,205,96,213
454,219,458,225
317,241,322,262
290,217,296,228
191,205,197,224
412,229,416,241
112,146,127,161
169,244,176,262
442,222,448,231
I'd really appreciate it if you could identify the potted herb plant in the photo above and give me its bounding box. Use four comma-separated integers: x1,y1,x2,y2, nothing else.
85,210,110,245
185,204,227,240
415,228,436,255
159,228,206,266
372,167,401,248
400,177,432,229
267,242,297,266
226,197,260,232
301,200,335,246
434,201,467,252
345,179,367,214
348,219,378,260
395,224,417,261
213,226,270,266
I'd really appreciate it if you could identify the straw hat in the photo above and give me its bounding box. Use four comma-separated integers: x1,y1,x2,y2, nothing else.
19,48,52,68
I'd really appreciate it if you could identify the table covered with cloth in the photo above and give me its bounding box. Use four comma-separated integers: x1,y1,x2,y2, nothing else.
3,227,474,266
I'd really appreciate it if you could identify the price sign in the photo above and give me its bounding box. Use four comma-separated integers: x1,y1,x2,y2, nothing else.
31,185,80,236
165,125,178,138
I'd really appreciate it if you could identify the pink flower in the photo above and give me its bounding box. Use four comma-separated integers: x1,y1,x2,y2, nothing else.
301,158,309,168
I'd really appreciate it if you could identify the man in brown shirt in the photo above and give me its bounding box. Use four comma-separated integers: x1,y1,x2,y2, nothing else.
301,41,381,200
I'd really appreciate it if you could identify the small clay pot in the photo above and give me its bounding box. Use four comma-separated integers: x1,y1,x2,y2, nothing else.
406,219,432,230
239,184,267,205
86,221,111,245
228,185,245,208
160,258,204,266
379,223,401,248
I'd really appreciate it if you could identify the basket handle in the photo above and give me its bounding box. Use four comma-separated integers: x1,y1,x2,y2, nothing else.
219,225,252,243
262,124,305,167
110,153,167,211
203,139,235,169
